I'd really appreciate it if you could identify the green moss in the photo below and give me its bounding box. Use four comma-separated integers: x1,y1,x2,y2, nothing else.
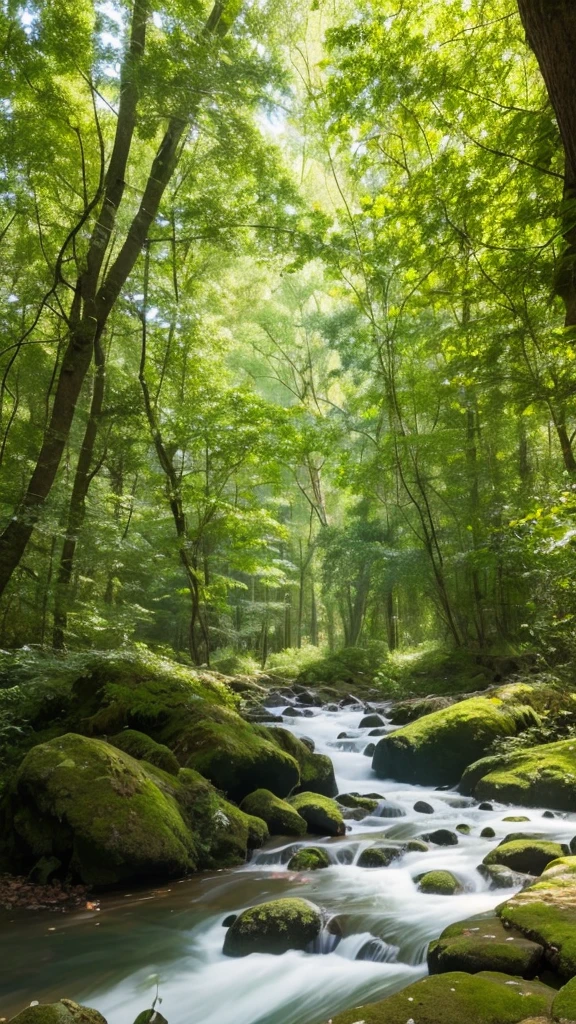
418,870,462,894
222,897,322,956
484,839,566,876
8,1001,107,1024
428,914,544,978
498,866,576,979
357,845,402,868
3,734,264,884
288,792,345,836
372,696,540,786
552,976,576,1023
109,730,180,775
264,727,337,797
325,971,555,1024
336,793,379,812
460,739,576,811
288,846,330,870
240,788,306,837
158,705,300,802
503,816,531,822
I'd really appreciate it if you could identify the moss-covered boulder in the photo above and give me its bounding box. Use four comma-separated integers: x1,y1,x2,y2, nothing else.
418,870,462,894
264,727,337,797
479,864,534,890
428,914,544,977
288,792,345,836
288,846,330,871
483,840,566,876
1,733,266,884
460,739,576,812
357,844,402,868
8,1001,106,1024
222,897,322,956
239,789,306,837
322,971,555,1024
372,696,539,786
498,860,576,979
387,696,456,725
552,976,576,1023
158,706,300,802
109,730,180,775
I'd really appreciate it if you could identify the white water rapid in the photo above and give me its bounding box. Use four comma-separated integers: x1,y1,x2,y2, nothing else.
2,701,575,1024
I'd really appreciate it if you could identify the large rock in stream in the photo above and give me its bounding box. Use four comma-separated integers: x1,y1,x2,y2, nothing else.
0,733,268,885
372,695,540,786
428,912,544,978
497,856,576,980
223,897,323,956
460,738,576,811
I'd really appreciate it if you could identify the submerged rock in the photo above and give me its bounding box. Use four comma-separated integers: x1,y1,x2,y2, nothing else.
428,913,544,977
359,713,384,728
320,970,555,1024
422,828,459,846
414,800,434,814
478,863,534,890
460,738,576,811
288,792,345,836
222,897,323,956
357,844,402,868
363,743,376,757
239,789,307,837
417,870,462,895
288,846,330,871
372,696,539,786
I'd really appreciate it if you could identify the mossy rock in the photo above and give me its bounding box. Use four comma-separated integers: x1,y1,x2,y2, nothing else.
336,793,379,812
428,913,544,977
239,789,307,837
484,840,566,876
8,1002,107,1024
418,870,463,894
357,844,402,868
2,734,264,884
288,846,330,871
288,792,345,836
372,696,539,786
323,971,555,1024
498,862,576,979
503,816,531,823
109,730,180,776
552,976,576,1023
222,897,322,956
158,706,300,802
387,696,456,725
460,739,576,811
406,839,429,852
264,727,337,797
456,823,471,834
478,864,534,890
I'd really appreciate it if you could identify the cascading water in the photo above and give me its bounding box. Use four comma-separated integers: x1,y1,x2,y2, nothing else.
2,699,575,1024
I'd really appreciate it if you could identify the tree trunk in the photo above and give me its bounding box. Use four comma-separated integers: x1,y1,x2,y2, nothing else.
53,333,106,648
517,1,576,332
0,0,236,599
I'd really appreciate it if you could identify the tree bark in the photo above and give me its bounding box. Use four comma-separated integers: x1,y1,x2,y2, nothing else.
517,1,576,330
53,333,106,648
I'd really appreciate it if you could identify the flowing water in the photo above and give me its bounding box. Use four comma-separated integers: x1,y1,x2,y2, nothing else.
2,702,575,1024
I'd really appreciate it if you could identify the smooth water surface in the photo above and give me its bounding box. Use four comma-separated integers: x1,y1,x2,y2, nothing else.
1,702,574,1024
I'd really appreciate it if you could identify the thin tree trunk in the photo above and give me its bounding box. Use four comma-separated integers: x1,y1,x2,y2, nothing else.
0,1,235,598
53,334,106,648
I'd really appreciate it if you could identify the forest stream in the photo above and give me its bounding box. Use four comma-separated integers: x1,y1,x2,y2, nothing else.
2,699,574,1024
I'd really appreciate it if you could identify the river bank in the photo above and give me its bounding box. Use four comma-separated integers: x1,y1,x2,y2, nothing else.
3,694,575,1024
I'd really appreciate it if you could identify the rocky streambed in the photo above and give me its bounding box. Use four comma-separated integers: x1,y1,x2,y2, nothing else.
3,691,576,1024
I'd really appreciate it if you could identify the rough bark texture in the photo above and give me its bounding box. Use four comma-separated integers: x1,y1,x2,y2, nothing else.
517,1,576,327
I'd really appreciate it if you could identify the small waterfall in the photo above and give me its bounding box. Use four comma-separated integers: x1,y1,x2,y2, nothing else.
356,938,400,963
